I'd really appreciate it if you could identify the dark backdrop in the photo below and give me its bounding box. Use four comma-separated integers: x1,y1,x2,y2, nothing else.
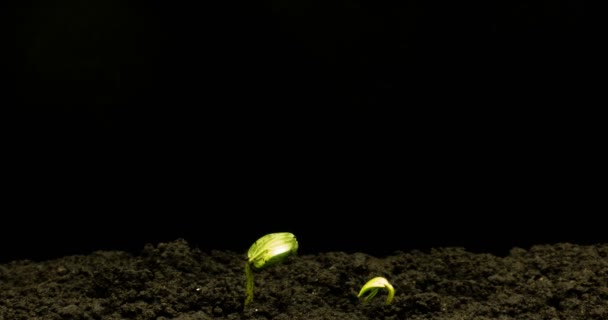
1,1,604,263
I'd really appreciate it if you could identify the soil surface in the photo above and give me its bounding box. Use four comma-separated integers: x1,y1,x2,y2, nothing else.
1,239,607,319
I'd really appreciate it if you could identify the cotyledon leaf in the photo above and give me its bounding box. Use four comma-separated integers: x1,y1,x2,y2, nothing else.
247,232,298,270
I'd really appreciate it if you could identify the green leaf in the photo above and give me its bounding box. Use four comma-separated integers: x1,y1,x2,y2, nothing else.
247,232,299,270
358,277,395,305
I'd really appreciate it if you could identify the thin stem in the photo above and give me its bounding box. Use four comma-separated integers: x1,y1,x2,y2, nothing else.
244,261,254,306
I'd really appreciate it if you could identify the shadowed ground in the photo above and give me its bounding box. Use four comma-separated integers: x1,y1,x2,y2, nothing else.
1,239,607,319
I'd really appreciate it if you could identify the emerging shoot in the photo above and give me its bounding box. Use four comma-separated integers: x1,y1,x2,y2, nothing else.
358,277,395,305
244,232,298,306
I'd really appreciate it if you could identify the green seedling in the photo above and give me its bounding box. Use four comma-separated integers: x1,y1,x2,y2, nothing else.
358,276,395,305
244,232,298,306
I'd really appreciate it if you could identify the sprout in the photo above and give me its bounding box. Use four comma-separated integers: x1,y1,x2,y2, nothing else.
244,232,298,306
358,277,395,305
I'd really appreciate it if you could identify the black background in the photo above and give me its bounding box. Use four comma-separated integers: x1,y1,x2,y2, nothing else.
1,1,604,263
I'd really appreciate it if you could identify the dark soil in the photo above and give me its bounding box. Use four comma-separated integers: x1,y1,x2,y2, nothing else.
1,239,607,319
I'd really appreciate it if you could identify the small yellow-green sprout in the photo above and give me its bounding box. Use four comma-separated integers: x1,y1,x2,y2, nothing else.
244,232,298,306
358,277,395,305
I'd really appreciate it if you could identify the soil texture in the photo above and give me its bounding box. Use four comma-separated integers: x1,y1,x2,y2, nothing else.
2,239,607,319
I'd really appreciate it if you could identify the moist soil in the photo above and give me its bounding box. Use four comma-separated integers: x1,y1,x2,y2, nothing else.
1,239,607,319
